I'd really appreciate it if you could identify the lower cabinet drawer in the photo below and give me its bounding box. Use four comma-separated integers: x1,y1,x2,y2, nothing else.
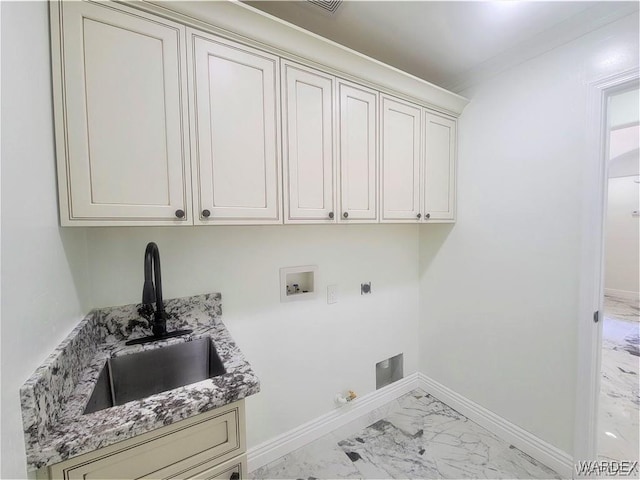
178,455,246,480
47,401,246,480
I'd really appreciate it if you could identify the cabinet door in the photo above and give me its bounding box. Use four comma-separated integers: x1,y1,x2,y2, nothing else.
179,455,246,479
423,112,456,222
282,61,335,223
338,81,378,222
51,1,191,225
189,30,281,224
380,95,422,222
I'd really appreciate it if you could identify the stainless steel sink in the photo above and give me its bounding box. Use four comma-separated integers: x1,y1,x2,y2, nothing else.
84,337,225,414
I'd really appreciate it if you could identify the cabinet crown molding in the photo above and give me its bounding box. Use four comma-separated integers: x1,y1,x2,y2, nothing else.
135,0,469,117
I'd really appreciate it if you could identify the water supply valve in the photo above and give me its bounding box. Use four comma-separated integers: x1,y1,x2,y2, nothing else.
334,390,357,406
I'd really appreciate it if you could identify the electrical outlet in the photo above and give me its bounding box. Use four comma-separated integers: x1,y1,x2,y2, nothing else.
327,284,338,304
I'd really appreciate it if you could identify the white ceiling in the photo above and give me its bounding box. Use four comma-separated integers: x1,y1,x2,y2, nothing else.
244,1,640,92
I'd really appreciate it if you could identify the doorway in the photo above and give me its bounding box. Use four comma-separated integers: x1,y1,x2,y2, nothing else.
598,86,639,463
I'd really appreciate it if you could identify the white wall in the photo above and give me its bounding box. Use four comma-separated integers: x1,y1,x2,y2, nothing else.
605,176,640,296
418,12,639,456
608,148,639,178
610,88,639,128
609,125,639,161
84,225,420,448
0,2,420,472
1,2,91,478
0,2,420,470
2,1,637,477
605,118,639,297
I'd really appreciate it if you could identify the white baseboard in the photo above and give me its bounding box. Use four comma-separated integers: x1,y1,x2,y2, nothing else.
604,288,639,302
247,373,420,471
416,373,574,479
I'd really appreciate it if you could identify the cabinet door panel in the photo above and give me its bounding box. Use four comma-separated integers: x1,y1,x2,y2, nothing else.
424,112,456,221
49,402,246,480
282,62,334,222
338,81,377,222
190,31,281,223
178,455,246,479
380,96,421,222
55,1,190,223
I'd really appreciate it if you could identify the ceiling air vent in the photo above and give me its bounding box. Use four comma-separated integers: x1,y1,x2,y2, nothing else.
307,0,342,14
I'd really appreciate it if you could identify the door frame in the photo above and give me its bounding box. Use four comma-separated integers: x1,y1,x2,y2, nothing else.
574,67,639,467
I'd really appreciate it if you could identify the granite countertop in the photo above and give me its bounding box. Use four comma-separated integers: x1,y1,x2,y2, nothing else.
20,293,260,471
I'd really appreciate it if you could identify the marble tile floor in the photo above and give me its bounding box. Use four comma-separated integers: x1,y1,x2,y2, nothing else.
598,307,640,464
250,390,560,479
604,294,640,323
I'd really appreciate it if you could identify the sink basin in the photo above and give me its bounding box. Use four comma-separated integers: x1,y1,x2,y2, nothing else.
84,337,225,414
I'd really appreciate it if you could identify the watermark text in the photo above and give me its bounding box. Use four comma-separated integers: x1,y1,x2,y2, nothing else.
575,460,639,477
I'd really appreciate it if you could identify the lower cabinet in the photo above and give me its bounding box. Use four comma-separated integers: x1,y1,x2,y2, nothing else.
183,456,245,480
40,401,246,480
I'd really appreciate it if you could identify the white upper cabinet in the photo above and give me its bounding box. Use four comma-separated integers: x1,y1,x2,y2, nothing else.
188,30,281,224
281,61,336,223
423,112,457,222
337,81,378,222
51,1,462,227
380,95,422,222
51,1,191,225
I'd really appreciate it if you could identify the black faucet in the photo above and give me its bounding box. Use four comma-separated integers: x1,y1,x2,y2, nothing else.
125,242,192,346
142,242,167,337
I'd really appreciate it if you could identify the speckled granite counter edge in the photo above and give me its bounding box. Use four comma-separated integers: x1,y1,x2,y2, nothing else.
20,293,261,471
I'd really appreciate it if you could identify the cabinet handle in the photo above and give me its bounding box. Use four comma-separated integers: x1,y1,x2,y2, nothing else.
343,212,349,219
417,213,422,219
175,209,185,219
230,472,240,480
425,213,431,219
202,209,211,218
328,211,334,219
